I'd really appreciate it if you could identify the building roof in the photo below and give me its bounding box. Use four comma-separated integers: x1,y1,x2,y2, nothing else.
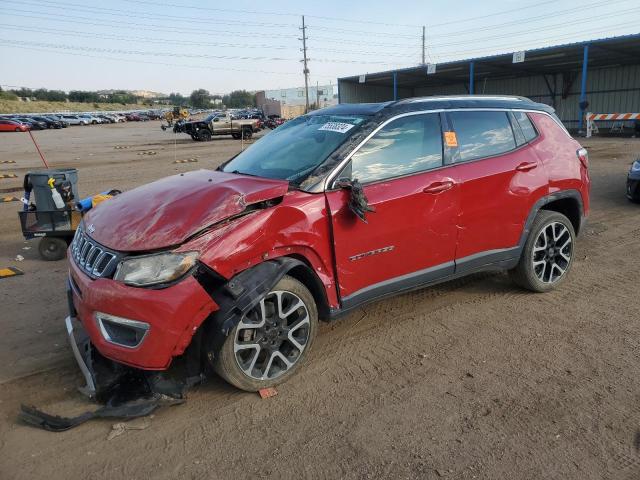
338,33,640,89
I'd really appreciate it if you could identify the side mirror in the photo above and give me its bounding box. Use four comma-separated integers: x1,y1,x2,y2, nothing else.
336,178,375,223
213,118,219,122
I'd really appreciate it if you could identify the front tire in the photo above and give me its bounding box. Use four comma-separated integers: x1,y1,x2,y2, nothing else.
212,275,318,391
198,130,212,142
510,211,575,292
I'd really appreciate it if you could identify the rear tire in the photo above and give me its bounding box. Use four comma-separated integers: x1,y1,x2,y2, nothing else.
211,275,318,391
39,237,68,261
510,211,575,292
241,128,253,139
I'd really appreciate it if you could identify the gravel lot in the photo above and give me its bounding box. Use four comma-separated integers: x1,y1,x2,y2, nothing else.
0,122,639,479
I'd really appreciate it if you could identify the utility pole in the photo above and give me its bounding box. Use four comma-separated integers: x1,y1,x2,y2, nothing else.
300,15,310,113
316,80,319,110
421,26,426,65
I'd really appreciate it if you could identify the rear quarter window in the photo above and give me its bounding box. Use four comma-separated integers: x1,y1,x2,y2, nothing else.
448,111,516,162
513,111,538,143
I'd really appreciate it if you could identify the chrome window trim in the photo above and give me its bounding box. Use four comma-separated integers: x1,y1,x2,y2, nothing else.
323,108,566,191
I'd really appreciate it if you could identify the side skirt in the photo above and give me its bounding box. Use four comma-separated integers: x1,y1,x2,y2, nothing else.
330,247,520,320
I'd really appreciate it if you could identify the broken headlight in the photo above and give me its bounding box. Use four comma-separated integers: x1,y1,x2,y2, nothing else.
114,251,198,287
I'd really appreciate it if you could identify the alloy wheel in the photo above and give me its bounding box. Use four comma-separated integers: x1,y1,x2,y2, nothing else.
532,221,572,283
233,290,311,380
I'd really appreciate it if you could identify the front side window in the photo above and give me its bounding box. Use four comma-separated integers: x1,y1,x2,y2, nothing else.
448,111,516,162
348,113,443,184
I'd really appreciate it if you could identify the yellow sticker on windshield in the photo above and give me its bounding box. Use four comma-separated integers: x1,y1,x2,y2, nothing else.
444,131,458,147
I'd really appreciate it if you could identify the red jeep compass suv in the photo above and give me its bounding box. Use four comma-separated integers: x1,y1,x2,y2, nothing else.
66,95,590,393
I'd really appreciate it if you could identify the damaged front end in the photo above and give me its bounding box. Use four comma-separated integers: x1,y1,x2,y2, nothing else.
21,257,310,432
19,288,191,432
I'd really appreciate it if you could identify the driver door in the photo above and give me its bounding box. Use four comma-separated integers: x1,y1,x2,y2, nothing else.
325,112,459,309
215,115,232,134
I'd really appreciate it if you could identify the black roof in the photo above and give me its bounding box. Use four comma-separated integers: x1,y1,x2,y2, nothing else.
313,95,554,116
308,101,394,116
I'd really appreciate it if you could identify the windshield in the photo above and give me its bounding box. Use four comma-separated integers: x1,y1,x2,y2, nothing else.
222,114,367,184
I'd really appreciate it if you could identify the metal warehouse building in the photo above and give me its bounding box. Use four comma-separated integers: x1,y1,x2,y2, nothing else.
337,33,640,132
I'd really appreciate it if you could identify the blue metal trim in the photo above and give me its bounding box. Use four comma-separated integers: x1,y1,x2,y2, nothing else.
579,44,589,130
393,71,398,100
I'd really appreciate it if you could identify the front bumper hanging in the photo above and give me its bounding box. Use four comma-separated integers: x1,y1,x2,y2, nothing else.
65,315,97,398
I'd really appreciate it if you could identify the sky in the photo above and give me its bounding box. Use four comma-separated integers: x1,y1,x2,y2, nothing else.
1,0,639,95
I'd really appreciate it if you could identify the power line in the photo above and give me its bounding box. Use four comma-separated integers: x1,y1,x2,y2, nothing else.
430,0,631,38
428,21,640,60
308,24,419,39
0,39,417,66
15,0,421,40
427,6,640,48
0,23,296,50
0,45,301,76
0,23,423,59
17,0,298,28
1,10,298,38
427,0,556,28
115,0,573,30
114,0,423,28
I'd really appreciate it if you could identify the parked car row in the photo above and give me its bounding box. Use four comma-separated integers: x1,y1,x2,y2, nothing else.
0,109,167,132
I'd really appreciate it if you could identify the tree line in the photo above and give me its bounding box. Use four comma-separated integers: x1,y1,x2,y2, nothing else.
1,86,257,109
187,89,256,109
1,87,142,104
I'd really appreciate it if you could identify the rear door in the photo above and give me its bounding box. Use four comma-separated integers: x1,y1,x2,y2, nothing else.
325,112,459,308
445,110,549,270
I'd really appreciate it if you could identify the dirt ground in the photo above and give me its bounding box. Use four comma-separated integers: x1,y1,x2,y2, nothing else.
0,122,639,479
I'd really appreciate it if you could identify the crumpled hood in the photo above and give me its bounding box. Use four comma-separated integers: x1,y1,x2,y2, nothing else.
85,170,289,251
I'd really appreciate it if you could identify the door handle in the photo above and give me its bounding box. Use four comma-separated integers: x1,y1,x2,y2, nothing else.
516,161,538,172
423,180,454,194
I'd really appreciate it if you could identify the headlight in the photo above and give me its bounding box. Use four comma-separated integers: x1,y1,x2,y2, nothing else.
632,160,640,172
114,251,198,286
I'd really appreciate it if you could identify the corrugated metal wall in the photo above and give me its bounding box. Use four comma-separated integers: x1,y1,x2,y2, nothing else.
339,64,640,129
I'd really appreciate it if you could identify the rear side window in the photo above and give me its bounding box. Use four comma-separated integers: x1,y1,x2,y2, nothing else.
349,113,443,184
513,111,538,142
448,111,516,162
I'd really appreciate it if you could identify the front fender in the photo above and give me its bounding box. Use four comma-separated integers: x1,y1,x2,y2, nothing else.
194,257,306,346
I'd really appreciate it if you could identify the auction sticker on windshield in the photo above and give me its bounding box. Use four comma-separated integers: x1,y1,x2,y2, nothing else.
319,122,356,134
